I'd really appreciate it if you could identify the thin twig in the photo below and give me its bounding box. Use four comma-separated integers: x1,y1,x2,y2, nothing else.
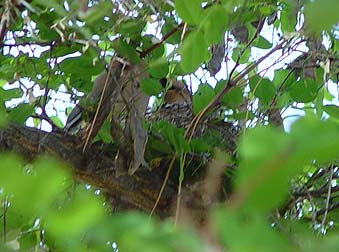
150,154,177,216
82,60,116,152
321,165,334,231
140,23,184,58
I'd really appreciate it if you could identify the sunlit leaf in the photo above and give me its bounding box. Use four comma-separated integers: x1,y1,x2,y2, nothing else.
175,0,203,25
323,105,339,119
201,5,227,44
180,30,209,73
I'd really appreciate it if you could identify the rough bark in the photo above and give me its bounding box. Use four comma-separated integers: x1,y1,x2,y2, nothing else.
0,123,176,218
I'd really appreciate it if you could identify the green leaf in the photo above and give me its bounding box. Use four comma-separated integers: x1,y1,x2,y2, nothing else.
249,77,276,105
142,35,165,59
201,5,227,44
106,212,203,252
215,80,243,108
60,55,103,78
50,45,81,58
0,87,22,101
232,47,250,65
147,58,169,78
305,0,339,34
7,103,34,124
0,103,7,128
118,19,146,40
212,207,291,252
323,105,339,119
280,3,297,33
97,120,113,143
253,35,272,49
161,20,181,44
45,186,104,238
190,138,212,153
290,117,339,162
180,30,209,73
153,121,189,154
289,79,318,103
235,126,292,212
140,78,163,96
34,0,67,17
50,116,64,128
80,2,114,24
234,117,339,212
114,40,141,64
18,230,39,251
175,0,203,25
193,84,215,115
0,155,71,217
34,12,59,40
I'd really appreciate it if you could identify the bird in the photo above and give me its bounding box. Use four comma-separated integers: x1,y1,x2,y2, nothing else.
64,59,149,138
145,78,193,130
147,78,238,151
64,68,112,135
160,78,192,105
64,58,151,175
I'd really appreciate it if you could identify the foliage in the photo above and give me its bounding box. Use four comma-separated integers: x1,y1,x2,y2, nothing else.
1,0,339,251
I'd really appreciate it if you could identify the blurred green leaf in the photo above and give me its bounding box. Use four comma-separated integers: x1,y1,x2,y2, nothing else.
232,47,251,64
114,39,141,64
80,2,114,24
7,103,34,124
97,120,113,143
175,0,202,25
305,0,339,34
161,20,181,44
234,117,339,212
141,78,163,96
153,121,189,154
253,35,272,49
147,58,169,78
0,102,7,128
323,105,339,119
119,19,146,40
142,35,165,59
249,77,276,105
193,84,215,115
289,79,318,103
18,229,39,251
216,80,243,108
0,155,70,217
45,186,104,238
107,212,203,252
50,115,64,128
60,55,103,78
0,88,23,100
212,207,291,252
180,30,209,73
34,0,67,17
201,5,227,44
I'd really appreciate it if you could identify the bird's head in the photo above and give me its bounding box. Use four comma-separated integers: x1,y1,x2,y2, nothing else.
160,78,192,105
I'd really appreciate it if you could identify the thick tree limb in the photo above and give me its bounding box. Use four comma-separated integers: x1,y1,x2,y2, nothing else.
0,123,176,218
